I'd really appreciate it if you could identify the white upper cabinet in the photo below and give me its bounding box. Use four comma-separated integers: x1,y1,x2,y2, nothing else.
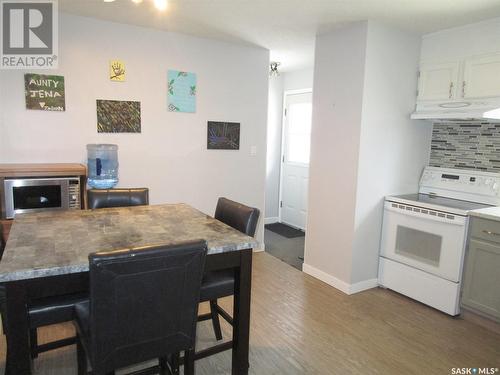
417,53,500,102
463,54,500,99
412,19,500,119
418,62,460,101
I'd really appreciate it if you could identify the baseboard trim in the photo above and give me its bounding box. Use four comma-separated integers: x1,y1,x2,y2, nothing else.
264,217,279,225
303,263,351,294
253,242,265,252
302,263,378,295
461,307,500,335
350,278,379,294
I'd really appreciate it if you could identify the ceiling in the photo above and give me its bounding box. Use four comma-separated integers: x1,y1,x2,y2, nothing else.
60,0,500,71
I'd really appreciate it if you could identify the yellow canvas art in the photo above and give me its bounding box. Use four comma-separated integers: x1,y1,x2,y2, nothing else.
109,60,125,81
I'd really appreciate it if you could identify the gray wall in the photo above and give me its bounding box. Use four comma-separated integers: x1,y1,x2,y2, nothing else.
0,13,270,246
304,21,432,293
304,22,368,287
351,22,432,285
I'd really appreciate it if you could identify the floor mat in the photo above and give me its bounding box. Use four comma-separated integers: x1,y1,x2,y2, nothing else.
265,223,305,238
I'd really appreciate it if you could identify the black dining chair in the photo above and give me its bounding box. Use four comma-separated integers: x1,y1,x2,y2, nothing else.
21,188,149,360
0,224,88,368
0,222,5,291
74,240,207,375
87,188,149,209
198,198,260,341
0,223,5,259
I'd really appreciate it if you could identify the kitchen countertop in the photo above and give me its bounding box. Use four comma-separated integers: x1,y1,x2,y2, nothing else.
0,203,258,282
470,206,500,222
0,163,86,177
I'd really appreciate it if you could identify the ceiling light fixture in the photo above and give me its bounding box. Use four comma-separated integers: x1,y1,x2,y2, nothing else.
153,0,167,11
103,0,116,2
131,0,143,3
270,61,281,77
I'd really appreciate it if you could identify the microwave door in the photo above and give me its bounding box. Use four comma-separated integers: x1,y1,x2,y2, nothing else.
4,178,70,218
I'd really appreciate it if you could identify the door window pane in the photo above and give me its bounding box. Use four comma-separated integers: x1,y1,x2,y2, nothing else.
287,102,312,164
395,225,442,267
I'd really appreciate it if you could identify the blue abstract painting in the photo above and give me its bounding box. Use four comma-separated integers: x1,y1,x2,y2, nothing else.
207,121,240,150
168,70,196,113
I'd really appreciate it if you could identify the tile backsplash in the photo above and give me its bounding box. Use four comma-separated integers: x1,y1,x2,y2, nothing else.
430,121,500,172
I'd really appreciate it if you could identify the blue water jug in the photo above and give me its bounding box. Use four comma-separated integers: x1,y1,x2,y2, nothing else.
87,144,119,189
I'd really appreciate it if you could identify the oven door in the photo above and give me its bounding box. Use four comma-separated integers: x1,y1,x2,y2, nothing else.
380,201,467,282
4,178,70,219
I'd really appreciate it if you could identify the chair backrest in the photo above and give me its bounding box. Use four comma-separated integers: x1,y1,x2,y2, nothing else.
0,223,5,259
88,240,207,373
215,197,260,237
87,188,149,209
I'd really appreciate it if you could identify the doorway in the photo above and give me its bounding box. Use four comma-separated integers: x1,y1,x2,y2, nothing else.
279,90,312,230
265,88,312,271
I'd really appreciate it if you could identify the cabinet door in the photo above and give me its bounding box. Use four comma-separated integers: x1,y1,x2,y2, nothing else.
418,62,460,101
462,238,500,319
463,54,500,99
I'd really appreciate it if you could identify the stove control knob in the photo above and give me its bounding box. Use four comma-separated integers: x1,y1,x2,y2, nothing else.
485,179,492,186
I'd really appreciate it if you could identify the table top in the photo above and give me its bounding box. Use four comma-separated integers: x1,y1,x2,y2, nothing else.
0,203,258,282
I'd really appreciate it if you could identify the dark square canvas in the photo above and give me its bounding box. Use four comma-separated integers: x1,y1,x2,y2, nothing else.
25,74,65,111
207,121,240,150
97,100,141,133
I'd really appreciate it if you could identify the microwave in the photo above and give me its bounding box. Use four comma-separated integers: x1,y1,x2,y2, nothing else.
3,177,81,219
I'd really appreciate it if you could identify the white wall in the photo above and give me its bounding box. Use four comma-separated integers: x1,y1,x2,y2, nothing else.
352,22,432,284
283,68,314,91
265,75,284,220
0,13,269,245
421,17,500,62
304,21,432,293
304,22,367,286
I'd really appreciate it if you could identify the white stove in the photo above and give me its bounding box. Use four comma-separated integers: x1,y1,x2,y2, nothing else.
378,166,500,316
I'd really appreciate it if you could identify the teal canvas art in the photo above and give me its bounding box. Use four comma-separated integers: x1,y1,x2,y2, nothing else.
168,70,196,113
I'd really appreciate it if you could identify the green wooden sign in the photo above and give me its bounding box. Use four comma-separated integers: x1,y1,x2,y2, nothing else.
25,73,65,111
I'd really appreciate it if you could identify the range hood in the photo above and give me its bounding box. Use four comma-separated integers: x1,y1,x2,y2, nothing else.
411,97,500,121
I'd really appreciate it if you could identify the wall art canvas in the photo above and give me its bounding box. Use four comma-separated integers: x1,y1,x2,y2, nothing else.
168,70,196,113
96,100,141,133
207,121,240,150
25,73,65,111
109,60,125,82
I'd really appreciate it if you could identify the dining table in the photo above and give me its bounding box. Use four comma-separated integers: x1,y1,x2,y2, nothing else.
0,203,258,375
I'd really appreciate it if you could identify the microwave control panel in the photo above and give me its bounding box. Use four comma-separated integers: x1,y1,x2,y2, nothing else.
68,178,81,210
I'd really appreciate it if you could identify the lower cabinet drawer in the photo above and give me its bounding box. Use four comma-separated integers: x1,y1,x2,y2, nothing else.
470,217,500,244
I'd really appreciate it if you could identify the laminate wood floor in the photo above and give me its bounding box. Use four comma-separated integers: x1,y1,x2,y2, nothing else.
1,252,499,374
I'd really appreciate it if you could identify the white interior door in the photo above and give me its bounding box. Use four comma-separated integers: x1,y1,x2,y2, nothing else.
280,91,312,230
